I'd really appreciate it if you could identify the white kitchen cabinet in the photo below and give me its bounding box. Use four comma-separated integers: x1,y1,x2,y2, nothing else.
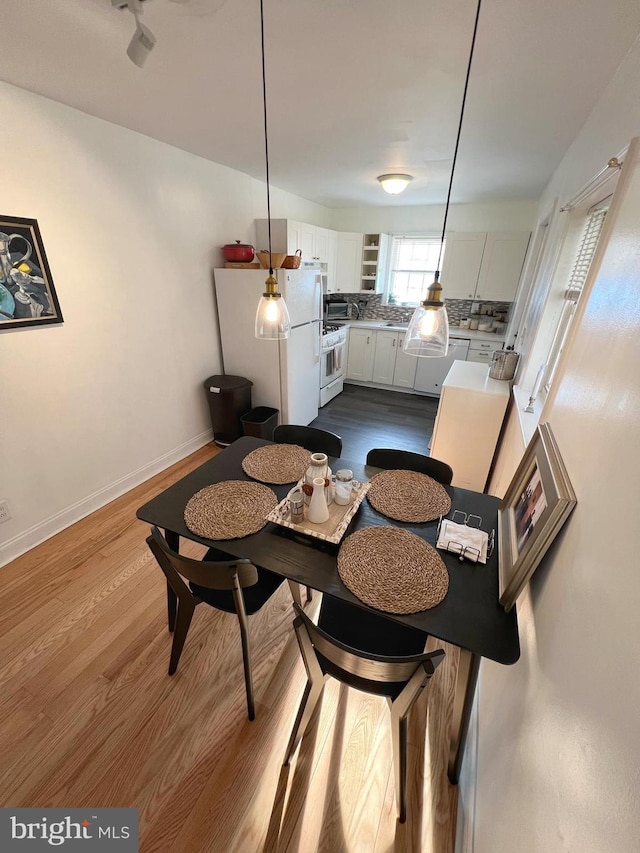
440,231,530,302
325,229,338,293
429,361,510,491
346,327,375,381
466,339,502,364
255,219,332,263
371,330,418,387
360,233,389,294
335,232,363,293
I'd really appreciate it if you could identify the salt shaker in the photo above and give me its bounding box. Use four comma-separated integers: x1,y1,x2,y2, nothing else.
289,489,305,524
334,469,354,505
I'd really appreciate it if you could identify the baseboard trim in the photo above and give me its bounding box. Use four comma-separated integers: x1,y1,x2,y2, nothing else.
0,429,213,568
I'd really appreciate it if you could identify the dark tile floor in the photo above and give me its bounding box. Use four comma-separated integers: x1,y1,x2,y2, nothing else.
311,384,438,463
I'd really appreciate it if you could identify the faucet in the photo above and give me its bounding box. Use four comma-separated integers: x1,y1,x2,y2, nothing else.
350,302,361,319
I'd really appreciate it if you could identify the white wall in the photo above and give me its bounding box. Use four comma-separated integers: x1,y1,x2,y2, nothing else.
0,82,330,566
330,200,537,234
469,37,640,853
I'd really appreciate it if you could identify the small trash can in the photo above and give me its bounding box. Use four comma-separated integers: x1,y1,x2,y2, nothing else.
203,375,253,447
240,406,279,441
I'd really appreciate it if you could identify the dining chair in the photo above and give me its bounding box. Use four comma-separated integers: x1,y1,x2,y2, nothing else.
146,525,294,721
273,424,343,459
283,596,445,823
366,447,454,485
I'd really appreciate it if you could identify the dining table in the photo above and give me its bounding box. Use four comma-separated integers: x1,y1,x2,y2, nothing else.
136,435,519,783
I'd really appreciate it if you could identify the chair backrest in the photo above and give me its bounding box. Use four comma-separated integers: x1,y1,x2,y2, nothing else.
366,448,453,485
293,603,445,685
147,526,258,595
273,424,342,458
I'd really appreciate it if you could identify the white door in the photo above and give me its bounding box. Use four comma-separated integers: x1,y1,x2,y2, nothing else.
279,270,322,325
476,232,531,301
393,342,418,388
372,331,397,384
346,328,374,381
336,232,363,293
280,321,320,425
440,232,486,299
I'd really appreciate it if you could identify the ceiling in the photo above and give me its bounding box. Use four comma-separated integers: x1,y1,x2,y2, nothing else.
1,0,639,208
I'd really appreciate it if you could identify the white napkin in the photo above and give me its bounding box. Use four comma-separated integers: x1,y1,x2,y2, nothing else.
436,519,488,564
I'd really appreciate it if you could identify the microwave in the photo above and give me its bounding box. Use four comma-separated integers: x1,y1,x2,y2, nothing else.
324,299,350,320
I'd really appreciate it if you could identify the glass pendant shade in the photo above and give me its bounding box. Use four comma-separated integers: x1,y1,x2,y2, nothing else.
403,272,449,357
255,275,291,339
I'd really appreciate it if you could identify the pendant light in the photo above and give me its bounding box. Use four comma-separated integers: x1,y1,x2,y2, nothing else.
255,0,291,340
404,0,482,358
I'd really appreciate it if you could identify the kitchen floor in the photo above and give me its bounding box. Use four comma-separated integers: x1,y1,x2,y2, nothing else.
312,384,439,462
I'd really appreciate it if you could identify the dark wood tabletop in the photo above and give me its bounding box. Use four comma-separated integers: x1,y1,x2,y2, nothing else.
136,436,519,666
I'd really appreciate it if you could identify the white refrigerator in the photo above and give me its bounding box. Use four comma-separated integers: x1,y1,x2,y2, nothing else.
214,268,323,426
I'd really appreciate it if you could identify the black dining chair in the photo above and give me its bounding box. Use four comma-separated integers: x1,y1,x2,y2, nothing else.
283,596,445,823
273,424,343,459
366,447,453,485
146,525,295,721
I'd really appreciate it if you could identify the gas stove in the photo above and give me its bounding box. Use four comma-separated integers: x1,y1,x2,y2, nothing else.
322,323,342,335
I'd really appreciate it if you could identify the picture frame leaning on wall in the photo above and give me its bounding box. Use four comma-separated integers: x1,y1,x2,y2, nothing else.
498,422,577,612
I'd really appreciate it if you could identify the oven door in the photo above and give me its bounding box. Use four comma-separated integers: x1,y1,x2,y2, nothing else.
321,341,346,387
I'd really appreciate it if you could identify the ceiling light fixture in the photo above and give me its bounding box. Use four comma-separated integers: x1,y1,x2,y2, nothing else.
112,0,156,68
404,0,482,358
377,174,413,195
255,0,291,340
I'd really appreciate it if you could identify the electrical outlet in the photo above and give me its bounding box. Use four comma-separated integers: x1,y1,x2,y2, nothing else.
0,500,12,524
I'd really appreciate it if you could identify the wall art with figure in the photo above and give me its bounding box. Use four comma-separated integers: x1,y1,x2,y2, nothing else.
0,215,63,330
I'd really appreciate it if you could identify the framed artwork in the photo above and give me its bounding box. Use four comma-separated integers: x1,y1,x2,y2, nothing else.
498,422,577,612
0,215,63,330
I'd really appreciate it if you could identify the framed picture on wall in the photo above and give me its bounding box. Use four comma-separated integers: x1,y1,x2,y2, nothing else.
498,422,577,612
0,215,63,330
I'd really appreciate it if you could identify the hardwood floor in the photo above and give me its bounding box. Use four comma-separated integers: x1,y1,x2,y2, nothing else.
0,438,459,852
312,384,439,463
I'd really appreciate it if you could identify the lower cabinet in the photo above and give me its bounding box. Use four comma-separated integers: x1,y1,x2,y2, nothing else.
466,340,502,365
346,328,375,381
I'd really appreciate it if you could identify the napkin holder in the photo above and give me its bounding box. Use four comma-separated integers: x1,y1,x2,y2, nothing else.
436,510,495,564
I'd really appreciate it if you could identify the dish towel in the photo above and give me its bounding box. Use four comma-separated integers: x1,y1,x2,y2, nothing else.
436,519,488,564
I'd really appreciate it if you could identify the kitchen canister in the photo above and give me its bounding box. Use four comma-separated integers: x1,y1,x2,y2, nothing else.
334,469,354,505
489,350,520,380
304,452,333,505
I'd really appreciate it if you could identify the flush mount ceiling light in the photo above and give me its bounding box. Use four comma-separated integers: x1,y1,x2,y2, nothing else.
404,0,482,358
255,0,291,340
112,0,156,68
377,174,413,195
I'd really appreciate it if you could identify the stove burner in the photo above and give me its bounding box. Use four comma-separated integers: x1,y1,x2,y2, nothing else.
323,323,341,334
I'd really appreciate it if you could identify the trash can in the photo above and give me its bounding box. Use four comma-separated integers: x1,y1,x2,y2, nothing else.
240,406,279,441
203,375,253,447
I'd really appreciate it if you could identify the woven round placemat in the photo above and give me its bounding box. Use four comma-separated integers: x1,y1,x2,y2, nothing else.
184,480,278,539
367,469,452,523
241,444,311,485
337,527,449,614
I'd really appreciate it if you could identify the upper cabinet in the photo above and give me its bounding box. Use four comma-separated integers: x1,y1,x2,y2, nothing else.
255,219,330,262
334,232,363,293
360,233,389,294
441,231,530,301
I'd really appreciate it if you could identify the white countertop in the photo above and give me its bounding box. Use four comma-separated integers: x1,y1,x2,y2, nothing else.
442,360,511,396
333,319,505,343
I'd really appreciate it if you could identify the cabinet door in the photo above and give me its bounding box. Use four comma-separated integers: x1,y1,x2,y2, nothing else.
336,232,363,293
372,331,397,384
325,229,338,292
286,220,302,255
440,232,487,299
346,328,374,381
393,339,418,388
315,227,329,263
476,232,530,301
300,222,316,262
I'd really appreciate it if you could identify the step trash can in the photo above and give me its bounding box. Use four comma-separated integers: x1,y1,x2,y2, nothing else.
203,375,253,447
240,406,279,441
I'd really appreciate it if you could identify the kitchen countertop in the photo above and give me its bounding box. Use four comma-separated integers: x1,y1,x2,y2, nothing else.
443,360,511,396
333,319,505,343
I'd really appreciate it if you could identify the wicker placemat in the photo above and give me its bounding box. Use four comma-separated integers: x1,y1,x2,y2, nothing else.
184,480,278,539
241,444,311,485
367,469,452,523
337,527,449,614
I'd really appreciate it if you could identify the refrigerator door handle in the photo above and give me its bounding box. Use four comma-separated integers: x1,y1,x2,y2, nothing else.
315,274,323,321
314,324,321,360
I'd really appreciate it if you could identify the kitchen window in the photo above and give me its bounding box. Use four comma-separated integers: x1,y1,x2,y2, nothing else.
384,235,443,305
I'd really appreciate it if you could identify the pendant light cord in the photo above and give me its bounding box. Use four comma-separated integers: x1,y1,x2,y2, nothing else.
259,0,273,275
436,0,482,273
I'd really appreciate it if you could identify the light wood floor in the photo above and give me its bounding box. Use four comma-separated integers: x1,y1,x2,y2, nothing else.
0,443,459,852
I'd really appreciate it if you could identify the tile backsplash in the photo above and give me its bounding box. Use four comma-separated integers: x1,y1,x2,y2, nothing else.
339,293,511,328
